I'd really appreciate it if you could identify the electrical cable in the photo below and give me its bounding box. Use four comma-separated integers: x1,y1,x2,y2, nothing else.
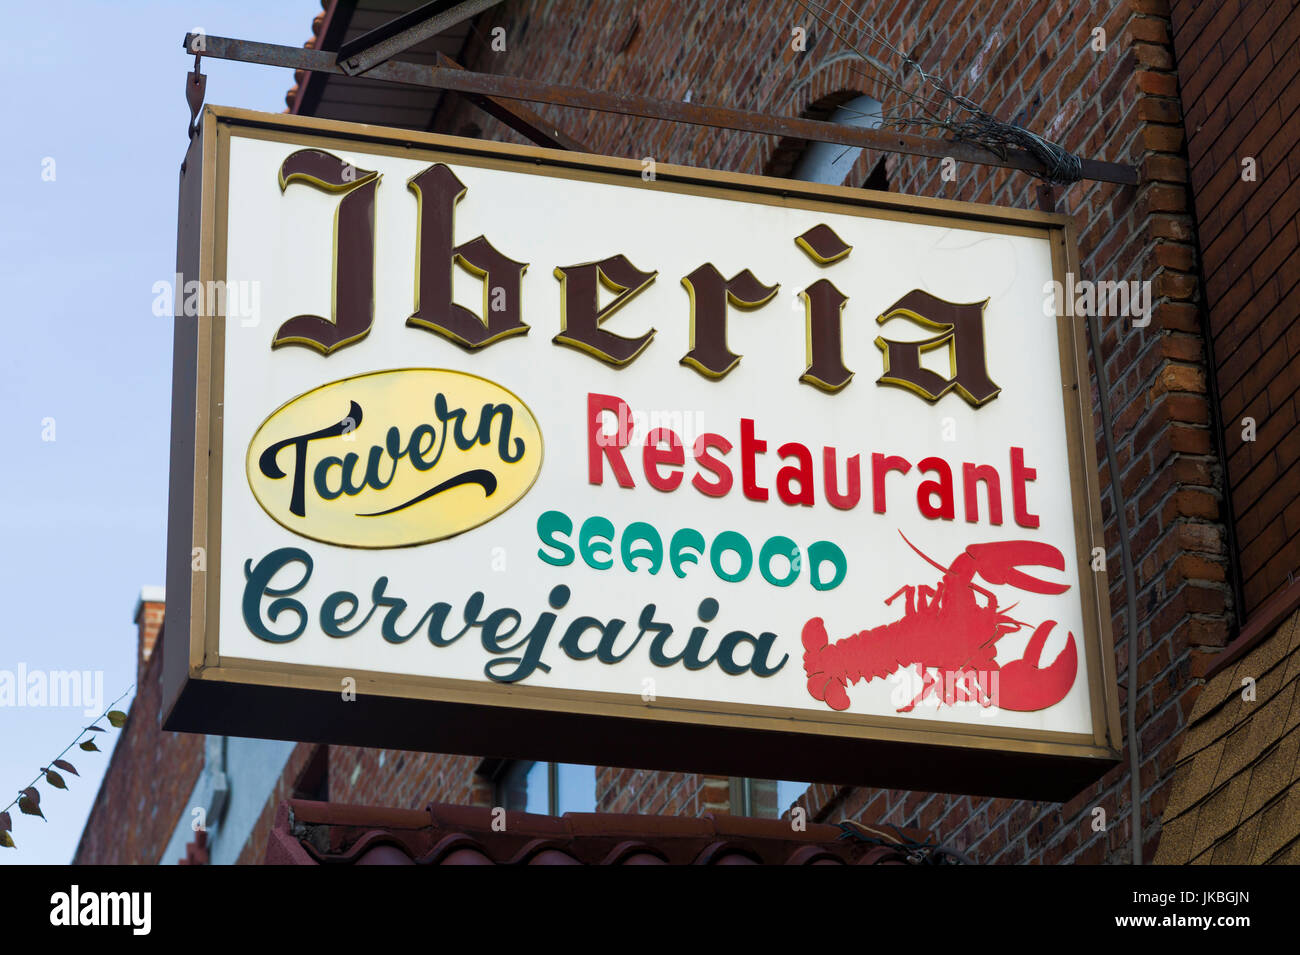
795,0,1084,184
1086,310,1144,866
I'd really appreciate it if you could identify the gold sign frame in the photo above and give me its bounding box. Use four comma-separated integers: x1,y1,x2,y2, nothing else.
164,106,1122,800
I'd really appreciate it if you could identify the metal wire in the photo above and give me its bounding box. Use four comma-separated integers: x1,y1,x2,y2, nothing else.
794,0,1084,184
836,820,973,864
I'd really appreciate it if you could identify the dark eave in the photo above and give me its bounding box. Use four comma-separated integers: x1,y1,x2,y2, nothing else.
288,0,484,129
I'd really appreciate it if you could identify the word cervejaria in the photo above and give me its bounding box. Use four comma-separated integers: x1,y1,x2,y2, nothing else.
263,149,1003,404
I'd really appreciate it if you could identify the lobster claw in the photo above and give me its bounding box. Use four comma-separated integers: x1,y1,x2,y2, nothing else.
963,540,1070,595
996,621,1077,711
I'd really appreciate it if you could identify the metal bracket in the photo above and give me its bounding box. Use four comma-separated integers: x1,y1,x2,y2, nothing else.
435,52,591,152
186,51,206,140
183,33,1140,187
336,0,501,76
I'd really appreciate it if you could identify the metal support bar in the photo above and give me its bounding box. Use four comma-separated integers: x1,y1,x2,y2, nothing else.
337,0,501,76
186,54,206,140
435,52,591,152
184,34,1139,186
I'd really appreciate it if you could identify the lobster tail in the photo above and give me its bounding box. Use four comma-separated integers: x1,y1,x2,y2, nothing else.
802,618,850,711
802,616,829,653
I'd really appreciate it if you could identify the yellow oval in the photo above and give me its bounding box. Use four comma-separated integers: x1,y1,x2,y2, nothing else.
246,368,543,548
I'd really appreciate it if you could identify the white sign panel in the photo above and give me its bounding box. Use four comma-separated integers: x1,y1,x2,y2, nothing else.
166,108,1121,798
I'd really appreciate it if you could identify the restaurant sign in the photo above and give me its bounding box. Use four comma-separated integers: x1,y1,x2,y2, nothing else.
164,106,1122,799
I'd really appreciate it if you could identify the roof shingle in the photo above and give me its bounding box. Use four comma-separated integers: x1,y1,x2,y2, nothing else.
1155,608,1300,864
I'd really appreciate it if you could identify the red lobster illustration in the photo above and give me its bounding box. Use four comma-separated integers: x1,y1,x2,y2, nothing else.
802,532,1078,713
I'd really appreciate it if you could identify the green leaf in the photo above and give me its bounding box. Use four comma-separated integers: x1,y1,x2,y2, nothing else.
18,789,44,820
0,830,14,848
52,759,78,777
43,769,67,790
79,738,100,752
107,710,127,728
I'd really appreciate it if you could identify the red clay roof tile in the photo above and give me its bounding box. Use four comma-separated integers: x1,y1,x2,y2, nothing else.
266,798,941,866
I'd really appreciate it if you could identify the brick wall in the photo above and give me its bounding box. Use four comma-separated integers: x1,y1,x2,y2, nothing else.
329,750,493,808
846,0,1231,863
598,770,731,815
413,0,1238,865
73,627,205,865
1170,0,1300,616
316,753,721,815
235,741,317,865
135,595,164,672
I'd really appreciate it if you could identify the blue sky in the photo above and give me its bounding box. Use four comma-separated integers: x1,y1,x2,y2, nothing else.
0,1,317,865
